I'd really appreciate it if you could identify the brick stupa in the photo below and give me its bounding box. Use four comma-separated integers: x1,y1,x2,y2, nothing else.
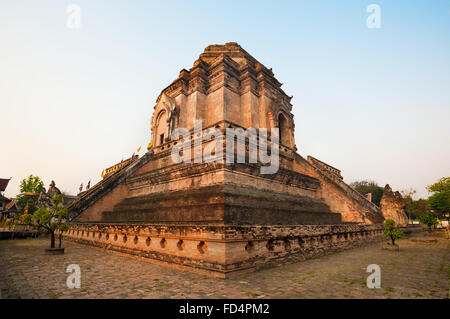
66,43,385,277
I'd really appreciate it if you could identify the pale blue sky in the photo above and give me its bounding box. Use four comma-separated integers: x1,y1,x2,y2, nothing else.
1,0,449,198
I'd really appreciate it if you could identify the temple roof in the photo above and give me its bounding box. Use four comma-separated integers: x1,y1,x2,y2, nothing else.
5,198,17,210
0,178,10,192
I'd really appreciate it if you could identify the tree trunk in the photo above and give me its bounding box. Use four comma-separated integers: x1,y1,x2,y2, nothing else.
59,233,62,248
50,231,55,248
391,236,395,246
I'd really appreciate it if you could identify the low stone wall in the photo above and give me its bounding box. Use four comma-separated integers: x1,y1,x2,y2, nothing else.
399,225,425,235
63,223,384,278
0,231,38,240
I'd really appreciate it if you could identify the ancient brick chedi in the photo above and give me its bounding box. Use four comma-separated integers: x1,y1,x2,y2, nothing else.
65,43,386,277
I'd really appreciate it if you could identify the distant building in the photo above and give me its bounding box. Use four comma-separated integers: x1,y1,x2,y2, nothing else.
0,178,19,221
37,181,78,208
0,178,11,213
3,198,19,219
0,193,9,213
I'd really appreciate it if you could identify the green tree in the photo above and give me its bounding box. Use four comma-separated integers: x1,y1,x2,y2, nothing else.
426,177,449,217
427,177,450,193
383,219,404,246
22,194,70,248
401,189,429,220
350,180,384,206
418,212,438,232
16,175,44,213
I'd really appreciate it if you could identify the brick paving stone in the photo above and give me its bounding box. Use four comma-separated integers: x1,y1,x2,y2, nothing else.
0,232,448,299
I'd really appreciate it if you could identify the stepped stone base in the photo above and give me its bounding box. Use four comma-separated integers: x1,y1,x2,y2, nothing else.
103,184,342,225
63,223,384,278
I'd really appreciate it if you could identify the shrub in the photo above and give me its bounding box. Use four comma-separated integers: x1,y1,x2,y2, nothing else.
418,212,438,232
383,219,404,246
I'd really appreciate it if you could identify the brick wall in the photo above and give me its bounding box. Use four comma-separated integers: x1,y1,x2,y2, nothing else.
63,223,384,278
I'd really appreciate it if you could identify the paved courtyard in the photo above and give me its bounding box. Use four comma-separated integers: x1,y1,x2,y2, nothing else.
0,233,448,299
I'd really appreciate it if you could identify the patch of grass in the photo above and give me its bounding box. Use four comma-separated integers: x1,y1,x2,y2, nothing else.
414,292,422,297
349,279,359,286
439,255,445,273
384,287,395,293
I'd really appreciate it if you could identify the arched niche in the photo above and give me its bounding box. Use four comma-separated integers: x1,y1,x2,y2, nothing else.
155,110,168,146
278,113,290,147
150,93,179,148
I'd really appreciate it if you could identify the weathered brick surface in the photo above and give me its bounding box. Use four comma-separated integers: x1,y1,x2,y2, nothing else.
63,223,385,278
380,184,409,226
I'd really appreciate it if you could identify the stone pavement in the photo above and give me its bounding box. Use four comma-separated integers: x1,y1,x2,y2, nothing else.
0,233,448,299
